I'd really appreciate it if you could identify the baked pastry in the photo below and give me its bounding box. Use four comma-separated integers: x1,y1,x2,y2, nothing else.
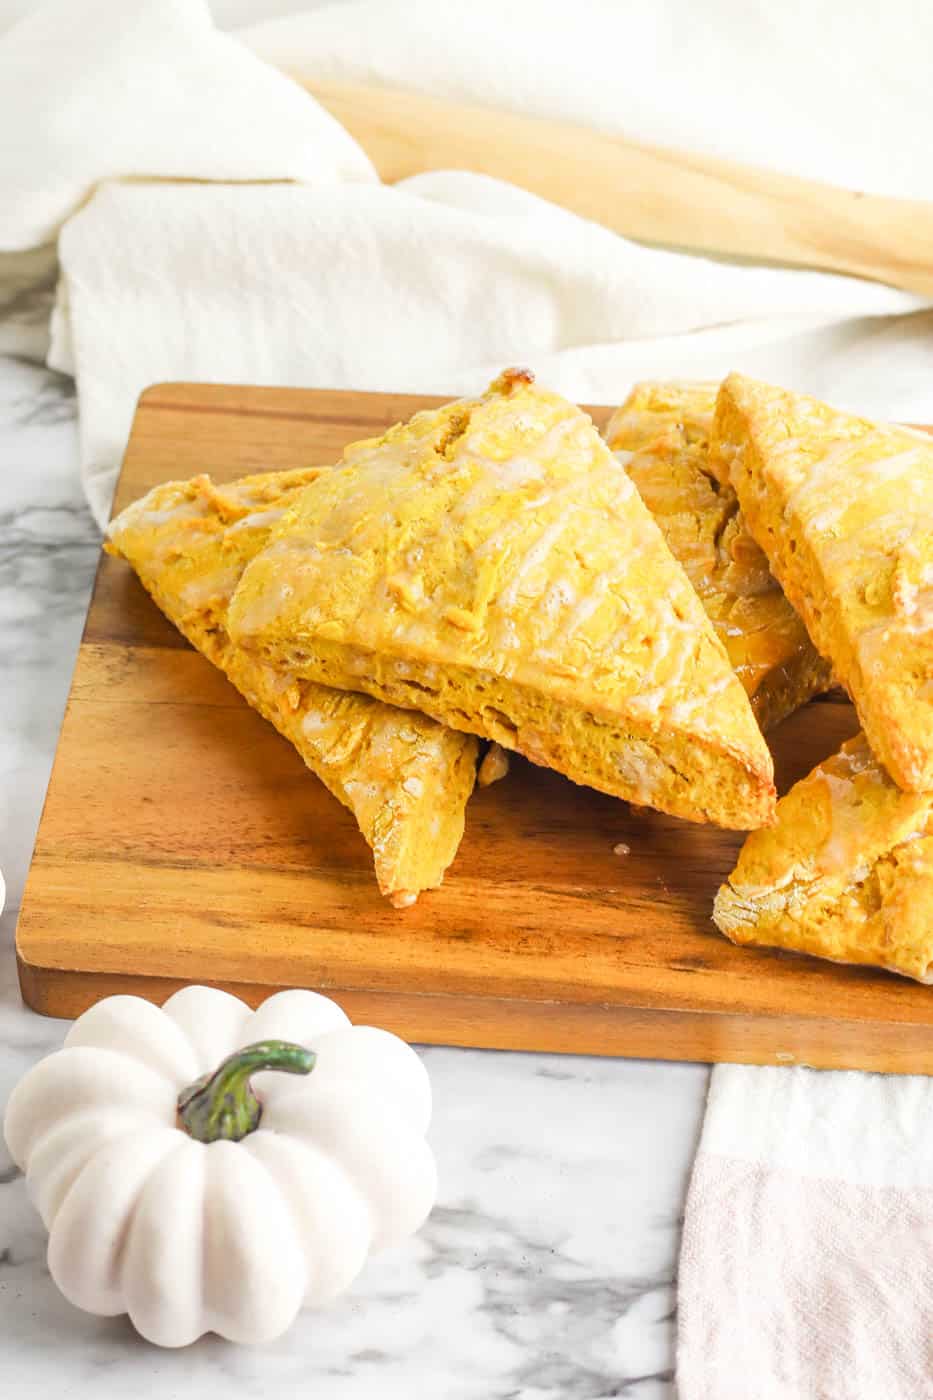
713,373,933,791
107,469,478,907
605,381,832,730
228,370,775,829
714,733,933,982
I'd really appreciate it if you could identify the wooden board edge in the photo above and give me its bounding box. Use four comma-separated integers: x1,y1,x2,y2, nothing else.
17,951,933,1074
132,381,616,430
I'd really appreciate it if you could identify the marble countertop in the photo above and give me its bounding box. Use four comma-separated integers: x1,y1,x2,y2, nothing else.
0,348,708,1397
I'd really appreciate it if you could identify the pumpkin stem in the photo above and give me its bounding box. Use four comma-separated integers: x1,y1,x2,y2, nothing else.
177,1040,315,1144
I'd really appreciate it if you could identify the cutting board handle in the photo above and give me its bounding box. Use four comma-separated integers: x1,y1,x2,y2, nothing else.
297,78,933,297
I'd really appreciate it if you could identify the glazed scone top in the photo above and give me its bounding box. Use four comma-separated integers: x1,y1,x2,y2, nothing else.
605,381,769,595
229,371,773,768
109,467,327,618
108,469,479,907
714,733,933,982
713,374,933,791
605,381,828,721
605,380,720,456
720,735,933,909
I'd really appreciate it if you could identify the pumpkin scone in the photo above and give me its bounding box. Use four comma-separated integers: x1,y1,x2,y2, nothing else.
107,470,478,907
712,373,933,791
228,370,775,829
605,381,832,731
714,734,933,982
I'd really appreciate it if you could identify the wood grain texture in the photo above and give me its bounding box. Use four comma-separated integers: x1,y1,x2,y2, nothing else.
299,79,933,296
16,383,933,1071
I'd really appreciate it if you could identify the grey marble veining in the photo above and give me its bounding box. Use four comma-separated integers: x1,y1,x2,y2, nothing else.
0,247,57,361
0,349,707,1396
0,355,98,905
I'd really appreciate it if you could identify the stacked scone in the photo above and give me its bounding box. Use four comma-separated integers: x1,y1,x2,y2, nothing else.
108,368,933,982
610,373,933,981
708,375,933,982
106,467,478,909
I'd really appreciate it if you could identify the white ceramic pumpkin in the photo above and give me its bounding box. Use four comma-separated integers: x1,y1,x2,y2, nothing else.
3,986,436,1347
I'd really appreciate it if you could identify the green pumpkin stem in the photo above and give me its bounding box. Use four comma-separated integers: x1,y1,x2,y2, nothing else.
177,1040,316,1144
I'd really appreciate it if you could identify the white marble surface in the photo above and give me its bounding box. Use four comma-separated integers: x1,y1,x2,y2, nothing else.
0,341,709,1396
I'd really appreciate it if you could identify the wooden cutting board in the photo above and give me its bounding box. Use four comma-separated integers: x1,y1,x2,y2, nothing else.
16,383,933,1072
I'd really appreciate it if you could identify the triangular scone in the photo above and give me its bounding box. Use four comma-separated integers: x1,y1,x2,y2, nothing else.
713,373,933,791
714,734,933,982
107,470,478,908
605,382,832,731
228,370,775,829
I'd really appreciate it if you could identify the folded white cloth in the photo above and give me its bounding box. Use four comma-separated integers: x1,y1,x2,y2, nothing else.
241,0,933,200
7,1,933,1394
679,1068,933,1399
0,0,373,251
50,174,924,524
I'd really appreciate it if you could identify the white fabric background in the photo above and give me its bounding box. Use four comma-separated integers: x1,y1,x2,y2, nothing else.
49,177,928,521
243,0,933,199
4,2,933,1394
679,1068,933,1399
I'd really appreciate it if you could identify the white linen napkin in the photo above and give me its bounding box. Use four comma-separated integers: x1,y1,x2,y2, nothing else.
50,175,923,524
0,0,373,251
679,1068,933,1399
5,2,933,1394
240,0,933,201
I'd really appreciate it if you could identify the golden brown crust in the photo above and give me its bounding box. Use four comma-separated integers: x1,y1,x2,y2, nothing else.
714,734,933,982
229,374,775,829
605,381,832,730
107,469,478,904
712,373,933,791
